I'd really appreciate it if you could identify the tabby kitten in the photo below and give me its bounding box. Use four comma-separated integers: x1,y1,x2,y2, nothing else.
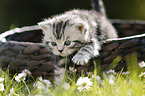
38,0,118,84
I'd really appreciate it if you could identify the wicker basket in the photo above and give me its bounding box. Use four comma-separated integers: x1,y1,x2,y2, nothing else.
0,19,145,80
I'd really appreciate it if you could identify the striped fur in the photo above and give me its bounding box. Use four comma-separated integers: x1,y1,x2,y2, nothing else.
38,0,118,84
52,20,69,39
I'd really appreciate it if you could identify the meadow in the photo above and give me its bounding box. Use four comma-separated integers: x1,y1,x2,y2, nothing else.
0,55,144,96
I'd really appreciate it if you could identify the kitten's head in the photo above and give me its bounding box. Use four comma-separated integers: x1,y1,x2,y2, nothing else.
38,20,86,57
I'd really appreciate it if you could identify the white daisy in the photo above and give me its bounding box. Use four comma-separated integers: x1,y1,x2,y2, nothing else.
0,77,4,83
92,75,102,84
8,88,19,96
38,77,52,88
0,83,4,91
139,72,145,77
22,69,31,75
36,81,45,89
15,73,26,82
76,77,93,92
92,75,101,80
138,61,145,68
121,71,130,75
108,75,115,85
35,80,53,96
38,76,43,81
106,69,117,75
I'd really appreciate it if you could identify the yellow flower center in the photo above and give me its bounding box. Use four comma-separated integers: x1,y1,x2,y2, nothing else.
141,73,145,75
82,82,87,87
142,63,145,66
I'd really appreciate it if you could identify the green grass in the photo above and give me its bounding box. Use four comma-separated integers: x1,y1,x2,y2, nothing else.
0,55,145,96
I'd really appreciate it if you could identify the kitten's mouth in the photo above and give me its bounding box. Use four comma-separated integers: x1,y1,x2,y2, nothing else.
58,52,71,57
54,50,74,57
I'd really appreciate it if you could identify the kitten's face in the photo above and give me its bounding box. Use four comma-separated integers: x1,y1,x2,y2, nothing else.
38,20,85,56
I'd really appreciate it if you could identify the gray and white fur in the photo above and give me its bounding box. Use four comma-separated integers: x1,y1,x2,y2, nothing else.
38,0,118,84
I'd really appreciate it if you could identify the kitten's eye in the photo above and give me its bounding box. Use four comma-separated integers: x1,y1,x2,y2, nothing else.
64,41,71,46
45,41,49,45
51,42,57,46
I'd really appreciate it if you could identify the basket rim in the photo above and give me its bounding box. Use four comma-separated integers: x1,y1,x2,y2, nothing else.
104,33,145,43
0,19,145,44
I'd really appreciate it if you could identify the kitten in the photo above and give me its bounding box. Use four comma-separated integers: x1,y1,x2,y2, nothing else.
38,0,118,84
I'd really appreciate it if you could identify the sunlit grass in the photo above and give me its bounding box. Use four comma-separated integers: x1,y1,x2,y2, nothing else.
0,54,145,96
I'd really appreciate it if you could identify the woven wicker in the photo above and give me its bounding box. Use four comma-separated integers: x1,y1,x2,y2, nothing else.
0,19,145,80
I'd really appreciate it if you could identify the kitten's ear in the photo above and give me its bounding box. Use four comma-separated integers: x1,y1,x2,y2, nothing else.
72,23,85,33
38,22,51,31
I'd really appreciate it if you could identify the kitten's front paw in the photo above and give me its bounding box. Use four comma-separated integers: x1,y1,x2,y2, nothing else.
72,54,90,65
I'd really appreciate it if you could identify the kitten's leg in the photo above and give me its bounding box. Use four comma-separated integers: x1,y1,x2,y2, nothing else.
54,67,65,85
72,38,101,65
54,58,66,85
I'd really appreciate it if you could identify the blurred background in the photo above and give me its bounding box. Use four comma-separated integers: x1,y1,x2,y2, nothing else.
0,0,145,33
